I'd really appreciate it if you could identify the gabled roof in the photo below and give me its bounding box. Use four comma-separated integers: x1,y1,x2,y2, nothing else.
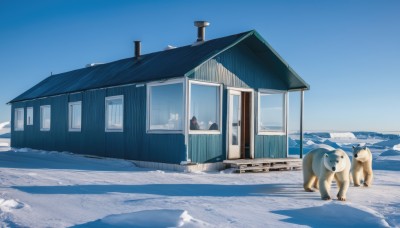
9,30,309,103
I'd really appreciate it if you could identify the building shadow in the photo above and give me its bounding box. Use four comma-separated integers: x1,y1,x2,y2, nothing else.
0,150,139,172
13,183,316,199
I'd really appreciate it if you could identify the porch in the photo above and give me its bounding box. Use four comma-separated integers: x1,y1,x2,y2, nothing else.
223,158,302,173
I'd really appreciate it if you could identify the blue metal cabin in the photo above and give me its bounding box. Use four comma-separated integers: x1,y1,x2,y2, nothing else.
9,22,309,166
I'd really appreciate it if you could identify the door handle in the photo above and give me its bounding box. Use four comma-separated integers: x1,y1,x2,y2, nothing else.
238,120,241,126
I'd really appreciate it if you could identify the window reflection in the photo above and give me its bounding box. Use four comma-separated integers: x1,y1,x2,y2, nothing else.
69,102,81,130
259,92,285,132
150,83,183,130
106,96,123,131
41,106,51,130
190,84,220,131
15,109,24,130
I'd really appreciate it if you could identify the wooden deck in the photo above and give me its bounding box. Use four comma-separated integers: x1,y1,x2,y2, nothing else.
223,158,302,173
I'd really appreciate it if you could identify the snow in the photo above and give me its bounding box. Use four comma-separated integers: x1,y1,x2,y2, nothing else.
78,209,208,227
379,150,400,157
0,134,399,227
329,132,356,139
374,139,400,148
0,121,10,130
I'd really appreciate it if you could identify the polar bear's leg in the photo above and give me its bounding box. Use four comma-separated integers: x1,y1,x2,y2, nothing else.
334,175,342,189
313,177,319,190
303,156,317,192
335,173,349,201
352,162,362,187
363,161,373,187
319,174,334,200
304,175,317,192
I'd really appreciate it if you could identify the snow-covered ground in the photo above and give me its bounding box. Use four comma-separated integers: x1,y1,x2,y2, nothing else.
0,132,399,227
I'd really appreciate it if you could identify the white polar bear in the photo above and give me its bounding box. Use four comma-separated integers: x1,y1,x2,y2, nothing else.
351,145,373,187
303,148,351,201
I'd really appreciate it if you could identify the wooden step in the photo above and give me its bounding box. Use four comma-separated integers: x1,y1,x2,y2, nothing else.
223,158,302,173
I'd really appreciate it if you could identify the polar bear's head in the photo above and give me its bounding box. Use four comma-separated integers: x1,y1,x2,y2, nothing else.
323,149,347,173
352,145,369,161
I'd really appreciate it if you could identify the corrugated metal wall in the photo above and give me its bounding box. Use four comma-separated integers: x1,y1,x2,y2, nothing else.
188,43,288,90
11,41,289,164
11,84,185,164
188,43,288,159
254,135,287,158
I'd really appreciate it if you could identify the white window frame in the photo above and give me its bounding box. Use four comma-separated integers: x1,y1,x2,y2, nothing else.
257,89,287,136
105,95,124,132
68,101,82,132
14,108,24,131
26,107,33,126
40,105,51,131
146,78,185,134
188,80,223,135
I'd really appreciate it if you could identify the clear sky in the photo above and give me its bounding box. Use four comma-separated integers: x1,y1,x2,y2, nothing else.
0,0,399,132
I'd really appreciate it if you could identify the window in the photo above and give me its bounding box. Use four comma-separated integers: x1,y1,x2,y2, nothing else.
105,96,123,132
26,107,33,125
189,82,221,133
148,81,183,132
69,101,82,132
14,108,24,131
258,91,286,134
40,105,51,131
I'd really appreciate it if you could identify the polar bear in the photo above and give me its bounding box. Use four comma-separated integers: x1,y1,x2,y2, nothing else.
303,148,351,201
351,145,373,187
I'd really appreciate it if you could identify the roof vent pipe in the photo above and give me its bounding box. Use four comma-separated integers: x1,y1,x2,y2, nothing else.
194,21,210,42
134,41,141,59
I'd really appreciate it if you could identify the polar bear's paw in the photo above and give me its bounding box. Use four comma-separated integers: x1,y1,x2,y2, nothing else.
337,194,346,201
304,188,315,192
363,183,370,187
321,195,331,200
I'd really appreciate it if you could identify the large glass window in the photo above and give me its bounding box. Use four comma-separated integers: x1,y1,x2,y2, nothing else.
149,82,183,131
258,91,286,133
40,105,51,131
105,96,124,132
189,83,220,132
69,101,82,132
26,107,33,125
14,108,24,131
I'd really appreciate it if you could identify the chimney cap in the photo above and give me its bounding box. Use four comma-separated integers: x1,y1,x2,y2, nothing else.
194,21,210,27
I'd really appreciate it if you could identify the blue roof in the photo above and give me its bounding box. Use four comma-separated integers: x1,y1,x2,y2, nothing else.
10,30,309,103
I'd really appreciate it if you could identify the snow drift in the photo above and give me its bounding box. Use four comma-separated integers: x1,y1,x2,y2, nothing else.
329,132,356,139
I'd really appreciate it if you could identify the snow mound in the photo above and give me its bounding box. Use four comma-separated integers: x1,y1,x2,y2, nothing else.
77,209,208,227
330,132,356,139
379,150,400,157
374,139,400,148
0,198,25,212
0,121,10,129
305,140,316,145
273,202,389,227
288,138,298,147
393,144,400,151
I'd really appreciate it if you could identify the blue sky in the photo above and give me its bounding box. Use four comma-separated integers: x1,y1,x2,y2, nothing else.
0,0,399,132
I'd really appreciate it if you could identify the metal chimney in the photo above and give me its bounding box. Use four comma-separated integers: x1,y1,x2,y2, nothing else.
134,41,141,59
194,21,210,42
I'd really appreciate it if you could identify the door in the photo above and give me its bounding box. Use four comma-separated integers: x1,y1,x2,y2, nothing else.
228,90,241,159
